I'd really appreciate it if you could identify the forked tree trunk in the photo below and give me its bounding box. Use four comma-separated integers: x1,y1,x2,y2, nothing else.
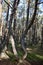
8,0,20,56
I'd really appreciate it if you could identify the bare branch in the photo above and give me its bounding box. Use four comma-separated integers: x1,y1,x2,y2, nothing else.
24,0,38,35
4,0,12,8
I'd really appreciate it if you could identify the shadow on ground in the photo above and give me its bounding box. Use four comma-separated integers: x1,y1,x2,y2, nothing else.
0,59,43,65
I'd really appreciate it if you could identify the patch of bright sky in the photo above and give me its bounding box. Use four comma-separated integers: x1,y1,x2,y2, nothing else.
17,0,27,18
39,4,43,11
39,0,43,11
3,0,43,19
38,0,43,16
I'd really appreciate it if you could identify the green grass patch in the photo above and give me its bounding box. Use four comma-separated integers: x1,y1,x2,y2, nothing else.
5,51,17,62
18,51,23,58
5,51,24,62
27,53,43,62
5,50,43,62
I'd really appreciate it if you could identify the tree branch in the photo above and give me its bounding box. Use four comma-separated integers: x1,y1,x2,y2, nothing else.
26,0,30,29
24,0,38,35
4,0,12,8
38,2,43,5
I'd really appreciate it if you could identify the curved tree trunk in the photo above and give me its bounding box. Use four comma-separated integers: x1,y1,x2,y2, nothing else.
20,0,38,60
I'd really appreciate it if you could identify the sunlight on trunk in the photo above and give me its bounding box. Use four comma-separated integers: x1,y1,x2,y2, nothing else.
10,35,18,56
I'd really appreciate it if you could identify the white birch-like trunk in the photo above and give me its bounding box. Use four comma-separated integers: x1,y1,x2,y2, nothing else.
10,35,18,56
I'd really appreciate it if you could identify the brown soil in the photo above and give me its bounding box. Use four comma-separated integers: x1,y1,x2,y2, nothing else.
0,59,43,65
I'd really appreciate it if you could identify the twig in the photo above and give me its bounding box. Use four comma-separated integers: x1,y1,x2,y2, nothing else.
4,0,12,8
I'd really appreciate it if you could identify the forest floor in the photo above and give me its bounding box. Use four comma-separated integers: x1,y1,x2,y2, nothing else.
0,58,43,65
0,47,43,65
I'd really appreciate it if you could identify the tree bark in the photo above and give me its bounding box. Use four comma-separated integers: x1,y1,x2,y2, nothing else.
8,0,20,56
20,0,38,59
10,35,17,55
